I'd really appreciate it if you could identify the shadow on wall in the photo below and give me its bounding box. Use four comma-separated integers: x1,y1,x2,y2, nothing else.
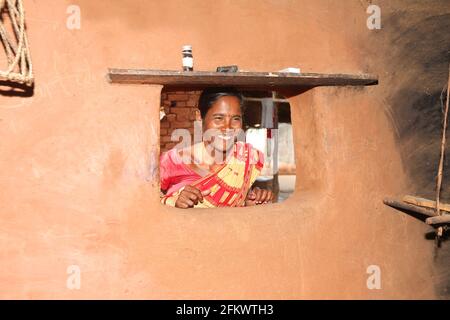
377,2,450,299
0,80,34,97
383,10,450,199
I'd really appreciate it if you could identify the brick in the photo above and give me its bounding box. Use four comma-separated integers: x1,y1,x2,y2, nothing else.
160,128,168,135
187,98,197,106
178,115,190,121
172,108,191,121
168,94,189,101
172,121,192,129
172,107,191,114
161,135,176,143
160,120,170,128
166,114,176,122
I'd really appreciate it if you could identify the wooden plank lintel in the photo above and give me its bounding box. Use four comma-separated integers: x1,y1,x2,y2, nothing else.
106,69,378,89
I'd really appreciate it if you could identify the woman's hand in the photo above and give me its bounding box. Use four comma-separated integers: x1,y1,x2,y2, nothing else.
245,187,274,206
175,185,211,209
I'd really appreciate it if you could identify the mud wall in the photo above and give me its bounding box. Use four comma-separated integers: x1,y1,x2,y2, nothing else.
366,0,450,298
0,0,441,298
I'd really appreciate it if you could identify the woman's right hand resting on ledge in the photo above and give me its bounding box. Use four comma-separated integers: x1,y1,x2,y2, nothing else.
175,185,211,209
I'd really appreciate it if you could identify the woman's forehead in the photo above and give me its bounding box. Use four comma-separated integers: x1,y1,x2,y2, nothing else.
208,96,242,114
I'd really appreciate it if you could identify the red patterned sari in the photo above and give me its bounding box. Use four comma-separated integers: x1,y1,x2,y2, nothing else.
161,142,264,208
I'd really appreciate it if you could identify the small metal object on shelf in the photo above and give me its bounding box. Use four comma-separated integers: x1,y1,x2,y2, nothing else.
216,65,238,73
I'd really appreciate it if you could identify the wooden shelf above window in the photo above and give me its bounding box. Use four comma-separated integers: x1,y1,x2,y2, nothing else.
107,69,378,90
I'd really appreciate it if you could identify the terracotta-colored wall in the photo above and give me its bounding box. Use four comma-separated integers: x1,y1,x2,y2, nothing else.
0,0,437,298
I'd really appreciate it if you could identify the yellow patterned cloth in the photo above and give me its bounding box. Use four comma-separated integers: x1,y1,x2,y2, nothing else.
161,142,264,208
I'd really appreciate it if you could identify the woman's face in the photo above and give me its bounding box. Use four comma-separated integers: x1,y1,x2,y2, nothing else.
202,95,243,154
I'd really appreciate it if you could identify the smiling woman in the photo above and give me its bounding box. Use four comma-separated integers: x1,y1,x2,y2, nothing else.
160,87,273,208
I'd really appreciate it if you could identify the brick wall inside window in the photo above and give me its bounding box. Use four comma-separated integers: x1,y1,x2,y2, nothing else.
160,90,201,153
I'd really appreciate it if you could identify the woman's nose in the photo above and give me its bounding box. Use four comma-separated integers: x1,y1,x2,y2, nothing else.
222,118,232,129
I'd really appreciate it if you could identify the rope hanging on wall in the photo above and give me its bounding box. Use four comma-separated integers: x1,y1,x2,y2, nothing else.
434,64,450,240
0,0,33,85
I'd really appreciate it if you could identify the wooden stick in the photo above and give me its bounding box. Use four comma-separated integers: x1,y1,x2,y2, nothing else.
403,195,450,213
434,64,450,237
383,197,438,217
426,214,450,225
436,65,450,214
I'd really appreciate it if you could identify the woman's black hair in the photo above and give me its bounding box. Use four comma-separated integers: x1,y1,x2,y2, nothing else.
198,87,244,119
